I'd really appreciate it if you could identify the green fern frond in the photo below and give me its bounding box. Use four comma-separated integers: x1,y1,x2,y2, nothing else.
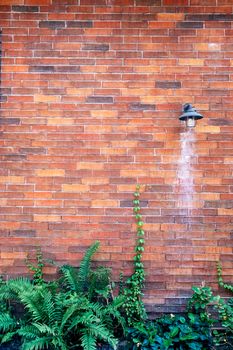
60,265,80,293
19,290,48,324
18,325,41,339
78,241,100,293
88,323,117,349
21,336,52,350
41,290,57,325
32,322,58,336
0,277,32,300
0,313,18,333
1,331,17,344
81,331,97,350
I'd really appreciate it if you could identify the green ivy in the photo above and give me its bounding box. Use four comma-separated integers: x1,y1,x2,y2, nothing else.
214,262,233,349
217,261,233,294
25,247,45,285
123,185,147,327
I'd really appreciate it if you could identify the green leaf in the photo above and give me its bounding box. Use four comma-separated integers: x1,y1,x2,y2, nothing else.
170,326,179,338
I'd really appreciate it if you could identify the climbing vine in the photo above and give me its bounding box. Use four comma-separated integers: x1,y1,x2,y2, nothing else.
123,184,147,326
217,261,233,293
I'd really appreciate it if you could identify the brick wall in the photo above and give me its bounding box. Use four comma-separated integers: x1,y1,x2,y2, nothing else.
0,0,232,313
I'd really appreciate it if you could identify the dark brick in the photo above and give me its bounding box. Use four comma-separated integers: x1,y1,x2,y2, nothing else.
156,81,181,89
147,185,173,192
86,96,113,103
130,103,156,111
11,230,36,237
82,44,109,52
67,21,93,28
55,66,80,72
185,14,233,21
127,133,152,141
12,5,39,12
136,0,161,5
39,21,65,29
3,155,27,161
20,148,46,154
0,96,7,102
0,118,20,125
120,200,148,207
209,119,232,126
203,74,229,81
0,88,11,94
68,246,90,253
204,200,233,209
29,66,55,73
144,52,168,58
177,22,203,29
0,230,8,237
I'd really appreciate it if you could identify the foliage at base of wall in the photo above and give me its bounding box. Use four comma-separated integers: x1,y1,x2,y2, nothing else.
0,252,232,350
0,188,232,350
0,242,125,350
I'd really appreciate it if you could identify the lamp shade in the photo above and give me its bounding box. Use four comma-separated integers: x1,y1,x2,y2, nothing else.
179,103,203,121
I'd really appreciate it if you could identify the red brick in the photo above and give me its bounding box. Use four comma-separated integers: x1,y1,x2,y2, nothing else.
0,1,232,314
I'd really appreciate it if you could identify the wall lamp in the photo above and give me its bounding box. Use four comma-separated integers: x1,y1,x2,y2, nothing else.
179,103,203,127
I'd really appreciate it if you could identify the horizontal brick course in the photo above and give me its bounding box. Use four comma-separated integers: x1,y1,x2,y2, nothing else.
0,1,232,314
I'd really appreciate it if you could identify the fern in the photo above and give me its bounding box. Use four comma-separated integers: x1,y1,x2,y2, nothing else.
60,265,80,293
80,332,97,350
1,332,17,344
78,241,100,293
0,313,17,333
60,241,101,296
21,336,53,350
0,242,124,349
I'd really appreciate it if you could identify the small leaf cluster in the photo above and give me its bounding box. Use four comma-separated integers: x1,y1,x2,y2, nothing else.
217,261,233,294
123,185,147,327
25,247,45,286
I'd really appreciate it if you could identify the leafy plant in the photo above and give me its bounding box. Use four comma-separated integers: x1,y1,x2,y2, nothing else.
126,286,216,350
0,242,125,350
25,247,46,286
60,241,113,302
214,262,233,349
127,313,215,350
217,262,233,294
123,185,147,326
187,285,216,327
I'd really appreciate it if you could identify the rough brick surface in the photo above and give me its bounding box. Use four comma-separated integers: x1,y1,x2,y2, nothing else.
0,1,232,313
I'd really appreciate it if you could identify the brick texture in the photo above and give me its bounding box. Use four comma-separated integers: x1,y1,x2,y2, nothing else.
0,1,233,313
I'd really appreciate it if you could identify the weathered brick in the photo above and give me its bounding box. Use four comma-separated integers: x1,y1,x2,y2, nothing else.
82,44,109,52
29,66,55,72
67,21,93,28
12,5,39,12
130,103,156,111
155,81,181,89
86,96,113,103
185,14,233,21
0,118,20,125
39,21,65,29
178,21,203,28
11,229,36,237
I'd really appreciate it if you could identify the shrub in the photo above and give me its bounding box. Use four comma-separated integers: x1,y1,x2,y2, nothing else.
0,242,125,350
